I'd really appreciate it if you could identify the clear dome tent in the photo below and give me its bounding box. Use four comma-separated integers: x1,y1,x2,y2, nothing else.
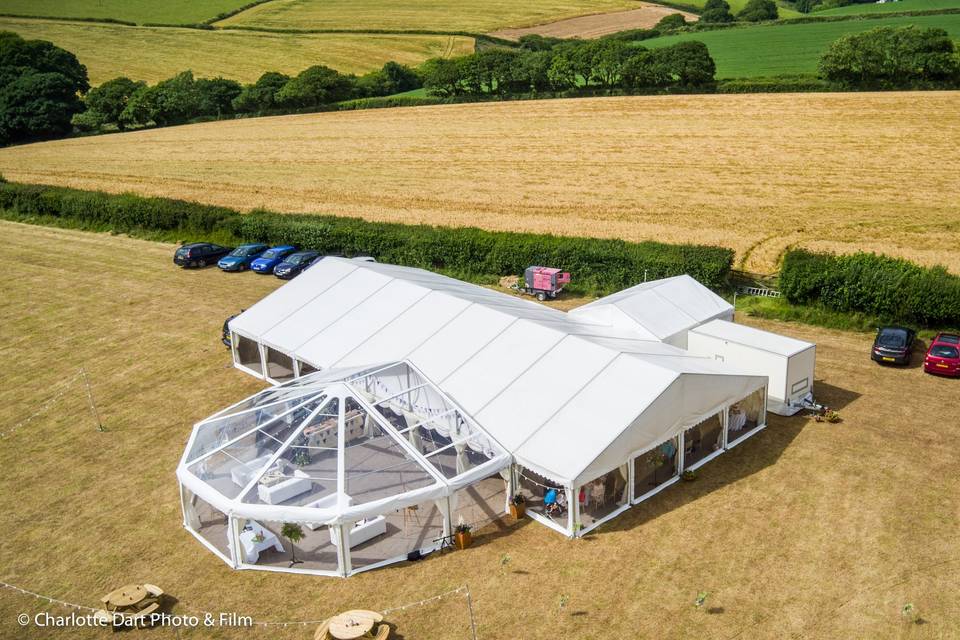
177,361,511,576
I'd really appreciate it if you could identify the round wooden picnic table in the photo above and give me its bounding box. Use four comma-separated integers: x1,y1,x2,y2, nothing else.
105,584,147,610
327,609,383,639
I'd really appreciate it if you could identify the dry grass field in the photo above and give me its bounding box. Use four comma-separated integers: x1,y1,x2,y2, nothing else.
491,4,697,40
1,221,959,639
216,0,640,32
2,92,958,273
0,0,252,24
0,18,473,84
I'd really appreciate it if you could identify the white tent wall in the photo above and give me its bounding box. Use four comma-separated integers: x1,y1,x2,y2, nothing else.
786,346,817,408
632,435,681,504
687,320,816,416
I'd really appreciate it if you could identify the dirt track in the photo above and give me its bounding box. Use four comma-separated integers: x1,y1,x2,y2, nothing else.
491,3,697,40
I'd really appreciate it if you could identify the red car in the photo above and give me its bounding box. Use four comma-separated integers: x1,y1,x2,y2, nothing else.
923,333,960,377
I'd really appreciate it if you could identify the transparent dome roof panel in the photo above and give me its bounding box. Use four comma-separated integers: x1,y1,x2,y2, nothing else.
184,361,509,515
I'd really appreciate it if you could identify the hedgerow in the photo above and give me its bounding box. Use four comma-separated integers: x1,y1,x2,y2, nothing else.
228,211,734,292
0,181,733,295
780,249,960,326
716,75,831,92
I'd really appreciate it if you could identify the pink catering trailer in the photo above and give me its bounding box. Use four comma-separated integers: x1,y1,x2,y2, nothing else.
514,266,571,301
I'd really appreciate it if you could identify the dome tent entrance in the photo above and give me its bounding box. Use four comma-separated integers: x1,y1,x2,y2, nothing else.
177,361,511,576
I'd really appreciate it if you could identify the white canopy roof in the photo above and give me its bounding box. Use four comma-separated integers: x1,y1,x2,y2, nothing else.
178,361,510,525
567,275,734,343
229,260,766,487
690,319,814,357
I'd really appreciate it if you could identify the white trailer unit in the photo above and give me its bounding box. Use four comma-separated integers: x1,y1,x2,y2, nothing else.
687,319,816,416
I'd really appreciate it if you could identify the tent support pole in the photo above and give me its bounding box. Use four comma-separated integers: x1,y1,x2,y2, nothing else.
337,524,351,577
678,431,686,473
442,497,452,539
722,406,730,450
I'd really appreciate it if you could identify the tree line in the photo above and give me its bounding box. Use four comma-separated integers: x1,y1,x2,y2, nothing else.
700,0,779,23
74,60,422,132
419,33,717,97
1,23,958,146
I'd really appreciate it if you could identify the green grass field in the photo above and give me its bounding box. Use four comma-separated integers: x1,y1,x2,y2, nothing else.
0,17,473,84
0,0,253,24
641,13,960,77
217,0,640,32
816,0,960,15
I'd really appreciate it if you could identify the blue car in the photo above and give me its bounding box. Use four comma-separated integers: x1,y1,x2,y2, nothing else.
218,243,269,272
250,245,298,274
273,251,321,280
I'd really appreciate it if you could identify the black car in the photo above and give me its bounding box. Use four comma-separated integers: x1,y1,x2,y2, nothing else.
871,326,916,365
273,250,321,280
174,242,232,268
222,312,242,348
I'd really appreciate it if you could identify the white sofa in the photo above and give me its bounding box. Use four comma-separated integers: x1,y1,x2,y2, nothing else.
257,469,312,505
331,515,387,548
303,494,353,530
230,454,274,488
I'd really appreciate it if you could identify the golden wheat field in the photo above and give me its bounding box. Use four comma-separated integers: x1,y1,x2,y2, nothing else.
2,92,958,273
216,0,639,32
491,4,698,40
0,18,473,84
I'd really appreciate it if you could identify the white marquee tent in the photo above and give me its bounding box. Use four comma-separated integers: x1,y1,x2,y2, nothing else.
568,275,734,348
180,259,775,575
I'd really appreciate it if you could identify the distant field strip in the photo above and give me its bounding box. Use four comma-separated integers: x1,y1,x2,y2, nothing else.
641,13,960,77
0,18,473,84
217,0,640,31
491,3,699,40
665,0,801,17
0,0,253,23
2,92,958,273
817,0,960,15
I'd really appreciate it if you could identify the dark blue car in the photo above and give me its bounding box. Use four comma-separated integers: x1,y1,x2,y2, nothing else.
218,243,269,272
250,245,298,274
273,251,321,280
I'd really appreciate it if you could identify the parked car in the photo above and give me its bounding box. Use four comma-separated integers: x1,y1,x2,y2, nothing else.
310,253,344,267
250,245,297,274
173,242,232,268
218,243,269,272
222,312,242,348
273,251,321,280
871,326,916,366
308,254,376,268
923,333,960,377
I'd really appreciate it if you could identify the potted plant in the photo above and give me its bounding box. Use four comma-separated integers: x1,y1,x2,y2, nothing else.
509,494,526,519
454,520,473,550
292,449,311,467
281,522,305,567
682,469,698,482
815,409,842,424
